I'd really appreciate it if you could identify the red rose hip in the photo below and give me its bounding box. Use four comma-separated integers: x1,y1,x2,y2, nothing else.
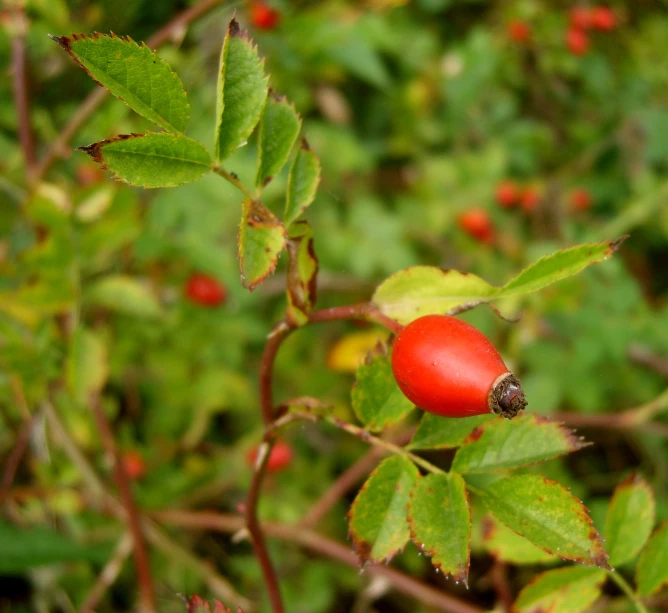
458,208,495,244
496,180,520,208
185,273,226,307
247,440,293,473
391,315,527,419
250,2,280,30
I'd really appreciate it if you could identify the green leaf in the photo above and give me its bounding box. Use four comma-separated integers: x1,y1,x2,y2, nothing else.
408,472,471,583
214,19,269,162
80,133,211,188
605,473,655,567
407,413,492,451
636,521,668,596
482,515,556,565
372,238,626,324
256,94,301,188
348,456,419,563
351,349,414,432
285,221,319,327
513,565,606,613
0,520,108,572
66,328,108,405
284,139,321,226
85,275,163,318
51,33,189,133
452,415,588,474
481,474,610,568
238,199,287,291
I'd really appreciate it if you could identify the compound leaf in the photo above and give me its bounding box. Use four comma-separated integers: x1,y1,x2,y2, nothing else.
51,32,189,133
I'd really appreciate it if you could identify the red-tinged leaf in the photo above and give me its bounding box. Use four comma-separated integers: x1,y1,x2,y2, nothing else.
452,415,588,474
348,455,419,564
285,220,318,327
605,473,655,567
408,472,471,584
512,565,606,613
636,521,668,596
238,199,286,291
482,474,610,569
482,515,556,565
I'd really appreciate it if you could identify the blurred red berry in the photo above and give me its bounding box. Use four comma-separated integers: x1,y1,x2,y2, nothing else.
519,187,540,212
496,180,520,208
76,164,105,186
458,209,495,245
566,28,590,55
590,6,616,31
122,450,146,480
570,7,592,30
185,273,226,307
250,2,280,30
570,188,592,212
247,440,294,473
507,20,531,43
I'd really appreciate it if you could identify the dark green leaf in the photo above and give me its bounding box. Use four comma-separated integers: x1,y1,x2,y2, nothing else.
605,473,655,567
286,221,318,327
636,521,668,596
348,456,419,563
351,349,414,432
408,413,492,451
513,565,606,613
238,199,287,291
408,472,471,583
214,19,269,162
284,139,321,226
80,133,211,188
481,474,610,568
256,95,301,188
452,415,588,474
51,33,189,133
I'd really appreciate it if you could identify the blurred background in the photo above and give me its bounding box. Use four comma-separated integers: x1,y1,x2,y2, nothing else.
1,1,667,612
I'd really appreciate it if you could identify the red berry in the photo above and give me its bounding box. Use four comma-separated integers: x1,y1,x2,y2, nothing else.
250,2,280,30
507,20,531,43
566,28,590,56
590,6,616,31
185,273,226,307
391,315,527,419
519,187,540,212
495,180,520,208
457,208,494,244
570,7,592,30
121,450,146,480
247,440,294,473
570,188,592,212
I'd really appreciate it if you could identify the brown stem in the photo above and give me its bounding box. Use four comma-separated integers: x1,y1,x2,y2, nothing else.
90,395,156,613
489,560,513,613
152,510,484,613
308,303,403,335
627,344,668,377
10,8,36,181
33,0,225,182
0,416,34,506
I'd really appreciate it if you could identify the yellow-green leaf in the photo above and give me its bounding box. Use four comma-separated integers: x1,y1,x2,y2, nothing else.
407,413,493,451
66,328,108,405
285,221,318,327
636,521,668,596
284,139,320,226
85,275,163,318
482,515,556,565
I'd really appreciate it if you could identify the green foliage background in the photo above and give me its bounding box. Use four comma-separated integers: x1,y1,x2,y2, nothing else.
1,1,667,612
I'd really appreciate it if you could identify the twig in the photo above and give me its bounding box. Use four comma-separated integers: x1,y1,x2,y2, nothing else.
79,532,133,613
308,303,404,335
152,510,484,613
33,0,225,182
301,428,415,529
608,570,648,613
627,344,668,378
212,166,256,200
489,561,513,613
90,394,156,613
10,7,37,181
43,399,250,610
0,415,34,506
